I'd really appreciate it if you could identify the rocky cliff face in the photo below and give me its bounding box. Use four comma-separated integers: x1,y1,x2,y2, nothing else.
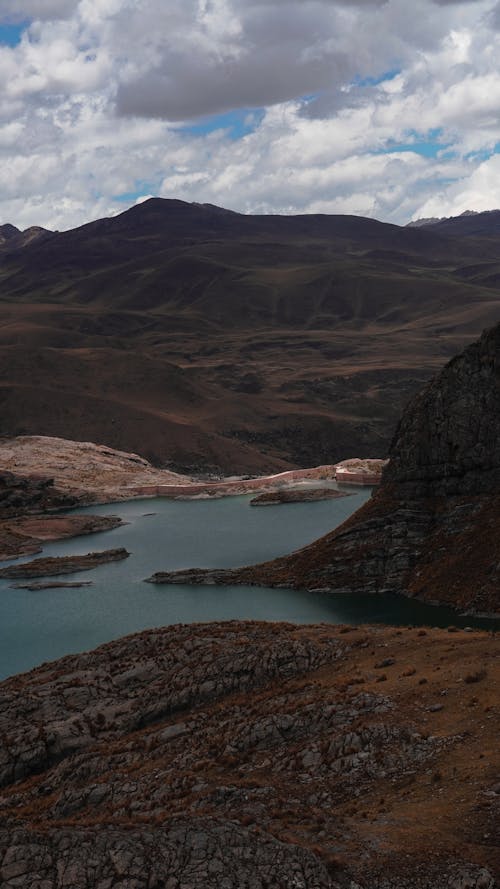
148,323,500,615
0,622,498,887
385,322,500,496
0,471,78,519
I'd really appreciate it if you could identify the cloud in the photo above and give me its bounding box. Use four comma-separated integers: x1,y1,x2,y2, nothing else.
0,0,500,232
0,0,79,22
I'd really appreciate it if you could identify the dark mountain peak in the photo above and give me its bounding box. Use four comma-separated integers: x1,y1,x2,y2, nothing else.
0,224,51,250
0,223,20,242
117,196,242,222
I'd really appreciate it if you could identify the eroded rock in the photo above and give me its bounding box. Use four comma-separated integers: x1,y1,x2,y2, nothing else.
0,622,498,887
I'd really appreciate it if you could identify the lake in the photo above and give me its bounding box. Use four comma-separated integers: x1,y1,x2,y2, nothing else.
0,489,496,680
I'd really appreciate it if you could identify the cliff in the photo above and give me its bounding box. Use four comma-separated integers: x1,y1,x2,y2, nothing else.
0,622,498,887
148,323,500,615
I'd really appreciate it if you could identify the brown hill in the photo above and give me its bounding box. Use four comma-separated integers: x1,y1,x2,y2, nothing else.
148,322,500,616
3,199,500,471
0,622,497,887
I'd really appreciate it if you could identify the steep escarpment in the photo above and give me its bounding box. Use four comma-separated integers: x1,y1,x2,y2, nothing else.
384,321,500,496
149,323,500,615
0,622,498,887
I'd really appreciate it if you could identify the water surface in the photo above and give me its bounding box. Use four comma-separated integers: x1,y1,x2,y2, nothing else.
0,489,496,680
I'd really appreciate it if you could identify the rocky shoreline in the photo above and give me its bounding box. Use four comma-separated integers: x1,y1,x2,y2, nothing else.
0,438,385,564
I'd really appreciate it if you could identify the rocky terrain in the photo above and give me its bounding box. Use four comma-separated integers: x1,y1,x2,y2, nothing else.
146,322,500,616
250,487,351,505
0,469,79,519
0,547,129,579
0,437,190,503
4,200,500,472
0,621,497,888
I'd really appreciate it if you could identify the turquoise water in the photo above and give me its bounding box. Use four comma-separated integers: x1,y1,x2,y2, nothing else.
0,489,496,680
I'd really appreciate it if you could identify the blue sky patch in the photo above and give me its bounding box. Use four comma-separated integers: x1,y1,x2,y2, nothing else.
0,23,28,47
353,69,401,88
377,128,455,159
179,108,265,141
114,182,159,204
464,142,500,163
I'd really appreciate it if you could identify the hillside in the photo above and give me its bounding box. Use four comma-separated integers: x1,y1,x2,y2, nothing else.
2,200,500,470
0,622,497,887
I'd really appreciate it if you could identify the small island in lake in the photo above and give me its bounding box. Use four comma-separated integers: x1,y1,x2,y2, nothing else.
12,581,94,591
250,487,352,506
0,548,129,579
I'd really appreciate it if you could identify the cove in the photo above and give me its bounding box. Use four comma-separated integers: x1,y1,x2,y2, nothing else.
0,489,497,680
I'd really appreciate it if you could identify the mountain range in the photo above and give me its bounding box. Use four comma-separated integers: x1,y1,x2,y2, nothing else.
3,200,500,471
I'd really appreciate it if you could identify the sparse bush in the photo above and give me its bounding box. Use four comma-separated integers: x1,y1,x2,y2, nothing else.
464,669,487,684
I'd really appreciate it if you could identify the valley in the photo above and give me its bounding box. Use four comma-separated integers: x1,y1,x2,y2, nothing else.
1,203,499,888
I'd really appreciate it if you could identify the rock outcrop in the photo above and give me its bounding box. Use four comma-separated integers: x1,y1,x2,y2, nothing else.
146,323,500,615
0,436,190,504
0,470,79,519
0,622,498,887
0,547,129,579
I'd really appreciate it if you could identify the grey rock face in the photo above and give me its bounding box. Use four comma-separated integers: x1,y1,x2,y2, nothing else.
0,822,335,889
385,322,500,496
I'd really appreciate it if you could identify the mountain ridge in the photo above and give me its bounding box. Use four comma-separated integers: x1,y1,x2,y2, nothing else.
2,198,500,471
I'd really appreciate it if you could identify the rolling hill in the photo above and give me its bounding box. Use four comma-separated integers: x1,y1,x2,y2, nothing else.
2,200,500,471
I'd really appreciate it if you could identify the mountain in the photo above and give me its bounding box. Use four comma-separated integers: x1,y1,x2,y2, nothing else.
408,208,500,237
151,321,500,616
3,198,500,471
0,224,50,250
0,621,497,886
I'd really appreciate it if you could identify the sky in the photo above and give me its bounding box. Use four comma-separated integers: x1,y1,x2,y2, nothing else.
2,0,500,231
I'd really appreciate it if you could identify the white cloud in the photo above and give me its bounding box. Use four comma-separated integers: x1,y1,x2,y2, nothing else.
1,0,500,230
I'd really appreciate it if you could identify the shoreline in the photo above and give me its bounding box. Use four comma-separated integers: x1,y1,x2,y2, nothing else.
131,460,385,500
0,443,386,563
